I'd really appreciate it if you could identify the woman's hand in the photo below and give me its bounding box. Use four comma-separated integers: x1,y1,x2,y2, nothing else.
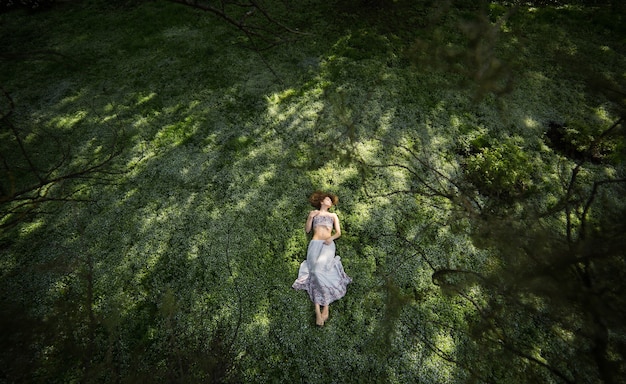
305,210,320,234
324,238,333,245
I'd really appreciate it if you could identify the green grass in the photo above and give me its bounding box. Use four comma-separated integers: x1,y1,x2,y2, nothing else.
1,1,625,382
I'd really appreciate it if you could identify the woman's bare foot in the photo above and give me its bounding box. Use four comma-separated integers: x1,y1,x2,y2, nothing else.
315,304,325,326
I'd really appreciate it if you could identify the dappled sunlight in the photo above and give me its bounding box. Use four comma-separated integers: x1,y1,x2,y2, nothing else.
16,217,46,237
551,324,576,344
524,116,540,129
592,104,615,125
136,91,158,106
50,109,88,129
308,162,360,190
2,0,625,382
434,331,455,357
247,309,271,338
375,107,396,135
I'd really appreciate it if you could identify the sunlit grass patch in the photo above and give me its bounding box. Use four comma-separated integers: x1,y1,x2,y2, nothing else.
153,117,199,148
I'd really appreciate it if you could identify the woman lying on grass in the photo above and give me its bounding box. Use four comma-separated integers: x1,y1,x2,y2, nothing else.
292,191,352,326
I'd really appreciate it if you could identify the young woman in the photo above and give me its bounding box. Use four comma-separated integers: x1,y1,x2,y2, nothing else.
292,191,352,326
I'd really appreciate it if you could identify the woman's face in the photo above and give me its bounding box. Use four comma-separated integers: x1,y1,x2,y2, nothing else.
321,196,333,208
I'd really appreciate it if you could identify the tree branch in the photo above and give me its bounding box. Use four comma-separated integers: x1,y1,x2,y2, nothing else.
580,178,626,240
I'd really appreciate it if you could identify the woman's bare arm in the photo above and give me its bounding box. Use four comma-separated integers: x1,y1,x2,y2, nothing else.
324,213,342,244
305,210,319,233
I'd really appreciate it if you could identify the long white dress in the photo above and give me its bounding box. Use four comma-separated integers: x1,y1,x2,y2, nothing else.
292,239,352,306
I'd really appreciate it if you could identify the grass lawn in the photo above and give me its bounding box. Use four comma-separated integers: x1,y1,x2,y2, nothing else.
1,1,625,382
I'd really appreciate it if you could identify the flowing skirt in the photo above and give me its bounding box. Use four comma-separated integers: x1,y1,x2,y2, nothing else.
292,240,352,306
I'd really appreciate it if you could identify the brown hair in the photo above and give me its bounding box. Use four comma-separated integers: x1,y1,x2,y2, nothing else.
308,190,339,209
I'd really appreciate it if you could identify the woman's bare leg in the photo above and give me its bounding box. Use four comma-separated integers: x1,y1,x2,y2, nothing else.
315,303,324,326
322,305,329,322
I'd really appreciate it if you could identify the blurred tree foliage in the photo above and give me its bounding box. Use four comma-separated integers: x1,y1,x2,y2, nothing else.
362,115,626,382
0,89,126,229
341,2,626,381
